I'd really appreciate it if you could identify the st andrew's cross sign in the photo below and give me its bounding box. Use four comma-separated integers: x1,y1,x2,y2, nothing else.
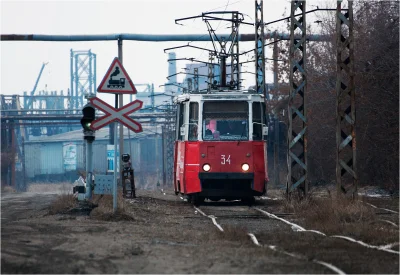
89,97,143,133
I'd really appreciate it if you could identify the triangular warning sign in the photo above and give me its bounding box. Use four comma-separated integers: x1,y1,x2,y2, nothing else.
97,57,137,94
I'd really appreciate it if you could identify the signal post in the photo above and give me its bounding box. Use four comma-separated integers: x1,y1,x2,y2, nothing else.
80,102,96,200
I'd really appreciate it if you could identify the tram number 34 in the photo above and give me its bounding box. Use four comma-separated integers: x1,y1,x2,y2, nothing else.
221,155,231,165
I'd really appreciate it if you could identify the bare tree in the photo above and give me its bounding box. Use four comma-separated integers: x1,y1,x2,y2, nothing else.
270,1,399,192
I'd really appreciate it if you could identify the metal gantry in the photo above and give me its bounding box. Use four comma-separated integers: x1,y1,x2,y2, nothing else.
336,0,357,197
287,0,308,196
70,49,96,110
255,0,266,98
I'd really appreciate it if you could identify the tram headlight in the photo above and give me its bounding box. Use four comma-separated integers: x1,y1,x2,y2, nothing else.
241,163,250,172
203,163,211,172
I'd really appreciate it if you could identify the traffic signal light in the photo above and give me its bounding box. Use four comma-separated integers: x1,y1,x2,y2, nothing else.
81,104,95,132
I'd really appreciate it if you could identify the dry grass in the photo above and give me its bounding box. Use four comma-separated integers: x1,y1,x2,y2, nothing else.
28,182,73,194
2,186,16,193
46,184,134,221
89,192,134,221
216,225,252,244
48,194,79,215
37,183,80,215
136,174,160,190
285,193,375,229
283,192,399,244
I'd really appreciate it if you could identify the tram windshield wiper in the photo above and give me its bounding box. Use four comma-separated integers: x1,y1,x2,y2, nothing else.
237,122,247,146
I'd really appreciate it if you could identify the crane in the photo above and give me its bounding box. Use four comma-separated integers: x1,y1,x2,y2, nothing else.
25,62,48,109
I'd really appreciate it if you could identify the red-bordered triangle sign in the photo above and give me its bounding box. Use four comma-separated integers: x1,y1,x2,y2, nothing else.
97,57,137,94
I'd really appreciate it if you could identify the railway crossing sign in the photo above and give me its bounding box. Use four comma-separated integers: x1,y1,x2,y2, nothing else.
97,57,137,94
89,97,143,133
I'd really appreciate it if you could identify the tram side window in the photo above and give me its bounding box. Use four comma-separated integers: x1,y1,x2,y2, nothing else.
189,102,199,141
253,102,264,140
177,103,185,141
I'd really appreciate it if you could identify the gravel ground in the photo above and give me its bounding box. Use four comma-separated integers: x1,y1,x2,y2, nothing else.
1,187,399,274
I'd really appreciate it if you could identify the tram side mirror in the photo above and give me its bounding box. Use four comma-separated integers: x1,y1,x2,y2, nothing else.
262,126,269,136
180,126,185,136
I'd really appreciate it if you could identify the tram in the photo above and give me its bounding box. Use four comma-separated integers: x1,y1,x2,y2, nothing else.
173,89,269,204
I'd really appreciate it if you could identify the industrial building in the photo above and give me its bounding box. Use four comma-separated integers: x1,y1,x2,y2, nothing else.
23,125,165,189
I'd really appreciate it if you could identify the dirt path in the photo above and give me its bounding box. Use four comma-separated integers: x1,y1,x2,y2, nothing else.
1,189,399,274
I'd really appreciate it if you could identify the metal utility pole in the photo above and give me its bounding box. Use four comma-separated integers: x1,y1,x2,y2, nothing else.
255,0,266,98
118,39,124,206
274,117,280,186
273,31,280,187
112,39,123,213
273,32,279,93
336,0,357,198
287,0,308,196
86,136,93,199
162,126,166,187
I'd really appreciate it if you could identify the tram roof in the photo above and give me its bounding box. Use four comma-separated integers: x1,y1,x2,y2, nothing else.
174,90,264,104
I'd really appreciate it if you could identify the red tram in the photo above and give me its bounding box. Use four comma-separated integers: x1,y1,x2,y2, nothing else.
173,91,269,204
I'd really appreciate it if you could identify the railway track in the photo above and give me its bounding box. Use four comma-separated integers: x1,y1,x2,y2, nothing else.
193,201,346,274
192,199,399,274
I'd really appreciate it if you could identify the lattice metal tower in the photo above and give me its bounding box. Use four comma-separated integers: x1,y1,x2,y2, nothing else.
165,103,176,186
255,0,267,98
70,49,96,110
287,0,308,196
336,0,357,197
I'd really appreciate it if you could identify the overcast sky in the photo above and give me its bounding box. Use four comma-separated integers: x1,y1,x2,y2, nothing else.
1,0,324,106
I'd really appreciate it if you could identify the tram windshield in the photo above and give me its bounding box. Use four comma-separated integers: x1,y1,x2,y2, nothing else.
202,101,248,141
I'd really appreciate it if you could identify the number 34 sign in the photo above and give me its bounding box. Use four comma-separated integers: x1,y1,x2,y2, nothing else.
221,155,231,165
